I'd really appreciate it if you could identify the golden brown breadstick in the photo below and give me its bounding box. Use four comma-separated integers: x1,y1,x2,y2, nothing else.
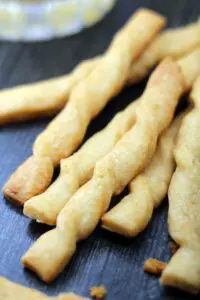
1,21,199,126
23,46,200,224
0,58,98,125
3,9,166,205
101,48,200,238
0,276,88,300
21,59,184,282
101,113,184,237
160,77,200,294
23,100,139,225
128,19,200,84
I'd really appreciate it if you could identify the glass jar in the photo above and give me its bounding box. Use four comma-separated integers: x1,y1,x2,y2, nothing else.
0,0,116,41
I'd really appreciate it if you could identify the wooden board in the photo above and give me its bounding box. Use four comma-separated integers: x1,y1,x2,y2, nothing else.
0,0,199,299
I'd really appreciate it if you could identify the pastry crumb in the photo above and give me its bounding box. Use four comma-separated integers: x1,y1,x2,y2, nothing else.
144,258,167,276
90,285,107,299
169,241,179,254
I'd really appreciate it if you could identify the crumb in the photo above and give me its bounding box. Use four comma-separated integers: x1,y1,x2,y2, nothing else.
169,241,179,254
90,285,107,299
144,258,167,276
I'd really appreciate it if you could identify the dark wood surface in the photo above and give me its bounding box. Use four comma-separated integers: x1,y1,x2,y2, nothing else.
0,0,199,299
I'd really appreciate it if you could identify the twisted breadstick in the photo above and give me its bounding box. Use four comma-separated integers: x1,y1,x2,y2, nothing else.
22,47,200,224
0,276,88,300
23,100,138,225
1,20,199,125
3,9,165,205
101,113,184,237
21,59,184,282
101,48,200,237
128,19,200,84
160,77,200,294
0,58,98,125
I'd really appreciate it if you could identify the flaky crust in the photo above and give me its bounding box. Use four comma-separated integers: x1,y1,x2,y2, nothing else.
160,77,200,294
128,19,200,84
102,113,184,237
0,58,98,125
23,100,138,225
3,9,165,205
0,276,87,300
21,59,184,283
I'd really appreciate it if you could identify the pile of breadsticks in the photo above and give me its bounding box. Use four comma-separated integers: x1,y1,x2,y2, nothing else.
1,7,200,297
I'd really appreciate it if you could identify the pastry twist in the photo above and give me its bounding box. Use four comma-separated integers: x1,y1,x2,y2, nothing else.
101,113,184,237
22,47,200,224
3,9,165,205
101,48,200,237
23,100,138,225
161,77,200,294
21,58,184,282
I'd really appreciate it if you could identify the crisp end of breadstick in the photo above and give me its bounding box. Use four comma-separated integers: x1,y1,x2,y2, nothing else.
22,227,77,283
102,177,154,238
161,248,200,295
3,156,54,205
144,259,167,276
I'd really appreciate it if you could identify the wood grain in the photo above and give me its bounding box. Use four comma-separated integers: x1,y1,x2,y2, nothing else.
0,0,199,299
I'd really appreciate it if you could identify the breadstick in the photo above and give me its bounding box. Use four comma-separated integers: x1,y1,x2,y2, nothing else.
101,48,200,237
21,59,184,282
101,113,184,237
128,19,200,84
23,46,200,224
160,77,200,294
0,276,88,300
3,9,166,205
0,58,98,125
1,21,199,125
23,100,139,225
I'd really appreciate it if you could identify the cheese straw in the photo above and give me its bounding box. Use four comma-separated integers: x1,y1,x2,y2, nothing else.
160,77,200,294
23,100,138,225
1,20,199,125
23,47,200,225
3,8,165,205
101,47,200,237
102,113,184,237
21,58,184,282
